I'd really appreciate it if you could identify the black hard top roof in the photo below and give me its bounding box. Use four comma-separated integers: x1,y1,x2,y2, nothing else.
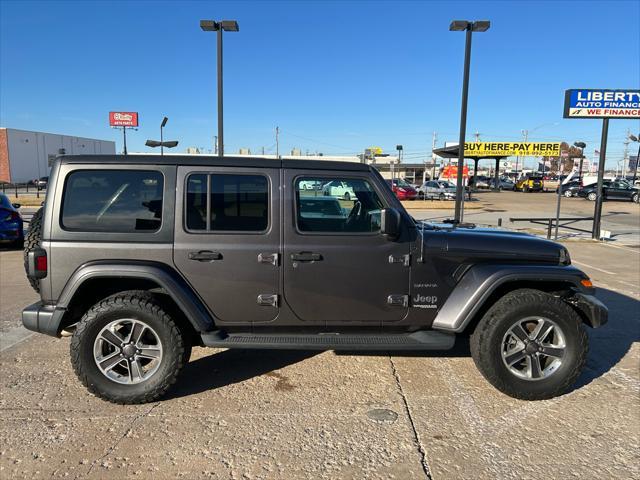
58,155,371,172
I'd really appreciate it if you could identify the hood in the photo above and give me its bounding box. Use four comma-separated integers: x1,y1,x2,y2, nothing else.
420,223,568,265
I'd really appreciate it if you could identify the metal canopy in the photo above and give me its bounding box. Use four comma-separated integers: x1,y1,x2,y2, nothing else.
433,145,509,160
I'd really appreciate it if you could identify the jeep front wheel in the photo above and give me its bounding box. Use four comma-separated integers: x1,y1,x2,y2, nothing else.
70,291,188,404
470,288,587,400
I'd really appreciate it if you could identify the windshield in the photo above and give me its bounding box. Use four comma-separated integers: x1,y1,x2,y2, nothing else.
393,178,413,188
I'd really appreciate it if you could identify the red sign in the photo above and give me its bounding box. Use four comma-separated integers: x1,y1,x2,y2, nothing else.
440,164,469,180
109,111,139,127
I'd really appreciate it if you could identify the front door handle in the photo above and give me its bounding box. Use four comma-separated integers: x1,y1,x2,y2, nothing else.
188,250,222,262
291,252,322,262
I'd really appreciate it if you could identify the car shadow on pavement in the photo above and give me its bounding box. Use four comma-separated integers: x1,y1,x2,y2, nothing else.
574,288,640,389
166,287,636,399
339,288,639,394
167,349,318,400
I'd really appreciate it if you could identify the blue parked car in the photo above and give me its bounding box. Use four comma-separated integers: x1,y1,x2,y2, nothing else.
0,193,24,249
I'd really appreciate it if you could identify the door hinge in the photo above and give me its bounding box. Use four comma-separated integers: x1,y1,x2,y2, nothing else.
257,294,279,307
258,253,279,266
387,295,409,307
388,254,411,267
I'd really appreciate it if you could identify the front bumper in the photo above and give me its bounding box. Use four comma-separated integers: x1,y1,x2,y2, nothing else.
568,293,608,328
22,301,65,337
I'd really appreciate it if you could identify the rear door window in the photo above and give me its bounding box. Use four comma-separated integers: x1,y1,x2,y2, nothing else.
61,170,163,232
185,174,269,232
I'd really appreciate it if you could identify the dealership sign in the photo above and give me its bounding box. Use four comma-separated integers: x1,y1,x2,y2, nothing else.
464,142,561,157
109,111,139,127
563,89,640,119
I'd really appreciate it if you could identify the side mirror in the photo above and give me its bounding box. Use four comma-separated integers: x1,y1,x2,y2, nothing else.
12,203,21,209
380,208,401,239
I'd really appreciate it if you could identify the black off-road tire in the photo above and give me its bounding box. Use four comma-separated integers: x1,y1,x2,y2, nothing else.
23,207,43,293
470,288,588,400
70,290,189,404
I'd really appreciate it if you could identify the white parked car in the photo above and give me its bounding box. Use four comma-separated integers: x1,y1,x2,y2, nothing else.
298,180,323,190
322,180,357,200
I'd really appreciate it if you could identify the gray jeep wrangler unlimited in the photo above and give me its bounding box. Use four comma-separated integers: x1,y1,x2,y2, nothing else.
22,155,607,404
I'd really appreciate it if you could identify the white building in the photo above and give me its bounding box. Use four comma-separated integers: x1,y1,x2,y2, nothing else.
0,128,115,183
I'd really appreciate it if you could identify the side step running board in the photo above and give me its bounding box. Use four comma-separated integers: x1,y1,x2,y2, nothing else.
200,330,455,351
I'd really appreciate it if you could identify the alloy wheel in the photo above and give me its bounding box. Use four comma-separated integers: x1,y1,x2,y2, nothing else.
93,319,163,385
501,317,566,381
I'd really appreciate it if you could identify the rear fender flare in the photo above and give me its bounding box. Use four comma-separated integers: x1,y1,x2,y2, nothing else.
56,261,216,332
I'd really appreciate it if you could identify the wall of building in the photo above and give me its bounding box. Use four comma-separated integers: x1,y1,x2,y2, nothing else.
0,128,115,183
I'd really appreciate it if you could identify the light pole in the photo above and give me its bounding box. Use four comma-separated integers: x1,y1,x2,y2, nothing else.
519,122,558,176
160,117,168,156
395,144,403,181
200,19,239,157
573,141,586,180
629,133,639,184
449,20,490,223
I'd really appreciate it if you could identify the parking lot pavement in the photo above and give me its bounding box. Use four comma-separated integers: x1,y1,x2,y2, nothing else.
1,239,638,479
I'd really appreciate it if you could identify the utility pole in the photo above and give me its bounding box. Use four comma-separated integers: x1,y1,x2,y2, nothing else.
474,131,481,142
214,136,218,155
518,129,528,176
431,131,438,180
275,126,280,158
261,146,265,155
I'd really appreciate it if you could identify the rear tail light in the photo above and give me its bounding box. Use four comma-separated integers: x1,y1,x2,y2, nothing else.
28,248,47,279
1,209,19,222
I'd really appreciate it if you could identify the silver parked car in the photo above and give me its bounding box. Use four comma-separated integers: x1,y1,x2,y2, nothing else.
488,177,515,190
417,180,456,200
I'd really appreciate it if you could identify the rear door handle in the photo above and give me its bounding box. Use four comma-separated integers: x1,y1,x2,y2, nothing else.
291,252,322,262
188,250,222,262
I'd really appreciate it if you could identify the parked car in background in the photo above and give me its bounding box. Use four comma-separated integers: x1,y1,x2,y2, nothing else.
35,176,48,190
578,180,639,203
556,180,583,198
417,180,456,200
470,175,490,189
298,196,347,220
385,178,418,200
488,177,515,191
515,174,544,192
0,193,24,249
298,179,323,190
322,180,357,200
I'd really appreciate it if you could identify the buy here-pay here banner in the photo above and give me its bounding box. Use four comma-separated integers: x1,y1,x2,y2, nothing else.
464,142,561,157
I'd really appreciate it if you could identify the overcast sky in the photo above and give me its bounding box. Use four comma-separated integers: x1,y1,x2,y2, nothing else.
1,0,638,167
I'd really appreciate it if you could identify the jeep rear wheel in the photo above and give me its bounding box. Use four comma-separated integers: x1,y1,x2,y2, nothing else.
70,291,188,404
470,288,587,400
23,207,43,293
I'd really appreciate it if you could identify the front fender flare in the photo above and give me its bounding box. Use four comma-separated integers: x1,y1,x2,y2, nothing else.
431,264,590,333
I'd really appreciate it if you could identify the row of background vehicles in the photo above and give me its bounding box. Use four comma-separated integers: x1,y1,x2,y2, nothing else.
558,178,639,203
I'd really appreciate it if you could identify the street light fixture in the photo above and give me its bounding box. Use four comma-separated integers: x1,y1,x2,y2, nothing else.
160,117,168,155
200,19,240,157
449,19,490,223
145,140,179,149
